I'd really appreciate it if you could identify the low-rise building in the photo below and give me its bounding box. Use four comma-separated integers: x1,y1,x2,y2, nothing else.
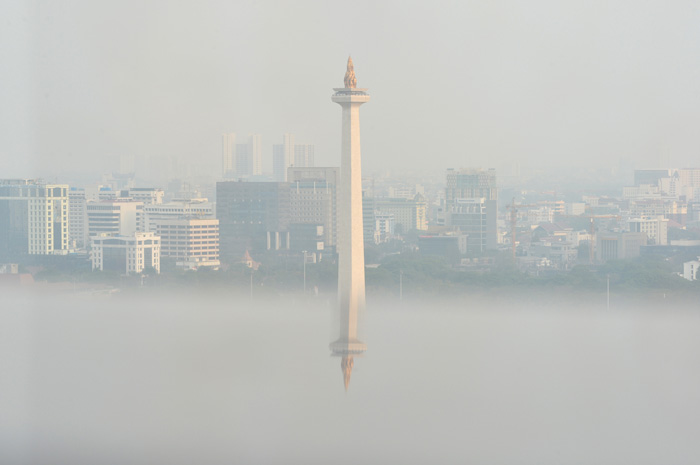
418,234,467,257
375,194,428,232
596,232,647,262
683,258,700,281
90,232,160,274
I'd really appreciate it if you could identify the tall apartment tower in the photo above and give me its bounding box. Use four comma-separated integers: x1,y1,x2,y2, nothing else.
294,144,315,168
235,142,249,175
272,133,295,181
0,180,69,258
445,168,498,253
68,187,88,249
249,134,262,175
222,133,236,178
329,57,369,391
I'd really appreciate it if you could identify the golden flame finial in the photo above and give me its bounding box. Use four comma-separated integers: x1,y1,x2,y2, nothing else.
344,56,357,88
341,356,354,391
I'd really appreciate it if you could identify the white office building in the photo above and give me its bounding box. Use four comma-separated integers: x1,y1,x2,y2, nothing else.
87,201,143,238
683,258,700,281
0,180,69,257
628,216,669,245
124,187,164,205
143,199,214,232
91,232,160,274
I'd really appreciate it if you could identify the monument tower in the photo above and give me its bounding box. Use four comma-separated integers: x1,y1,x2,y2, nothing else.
330,57,369,390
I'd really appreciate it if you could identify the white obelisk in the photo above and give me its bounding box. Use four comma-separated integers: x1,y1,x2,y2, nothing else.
330,56,369,390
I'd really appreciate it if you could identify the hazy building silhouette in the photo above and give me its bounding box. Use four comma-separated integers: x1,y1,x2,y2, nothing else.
222,133,236,178
272,134,295,182
445,168,498,253
375,194,428,232
288,167,338,249
294,144,315,168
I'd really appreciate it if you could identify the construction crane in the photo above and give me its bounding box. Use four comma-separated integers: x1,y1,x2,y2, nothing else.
506,198,537,263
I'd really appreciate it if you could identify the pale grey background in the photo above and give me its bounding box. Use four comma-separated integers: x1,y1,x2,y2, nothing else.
2,0,699,178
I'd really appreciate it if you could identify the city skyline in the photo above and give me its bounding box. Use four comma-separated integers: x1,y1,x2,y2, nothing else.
3,3,700,462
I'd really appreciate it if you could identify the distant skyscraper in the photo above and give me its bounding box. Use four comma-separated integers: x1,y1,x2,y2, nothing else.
69,187,88,249
445,168,498,204
235,143,249,175
273,133,295,181
445,168,498,253
249,134,262,175
222,133,236,178
294,144,315,168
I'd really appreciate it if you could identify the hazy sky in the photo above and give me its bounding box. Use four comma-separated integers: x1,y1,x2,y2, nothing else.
2,0,700,179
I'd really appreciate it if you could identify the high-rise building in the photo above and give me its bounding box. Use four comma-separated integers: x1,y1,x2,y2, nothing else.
294,144,315,168
288,167,338,248
235,143,249,175
233,134,264,177
445,168,498,253
68,187,88,249
222,132,236,178
216,181,290,261
272,133,295,181
249,134,263,176
0,179,69,258
445,168,498,204
446,198,498,253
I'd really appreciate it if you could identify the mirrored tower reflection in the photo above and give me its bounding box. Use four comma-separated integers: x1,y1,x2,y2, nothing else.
330,57,369,390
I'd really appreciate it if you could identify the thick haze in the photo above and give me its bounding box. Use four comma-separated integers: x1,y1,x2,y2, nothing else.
3,290,700,463
2,0,700,178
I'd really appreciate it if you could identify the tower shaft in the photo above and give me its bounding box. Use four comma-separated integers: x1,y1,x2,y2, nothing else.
337,98,367,326
330,57,369,390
